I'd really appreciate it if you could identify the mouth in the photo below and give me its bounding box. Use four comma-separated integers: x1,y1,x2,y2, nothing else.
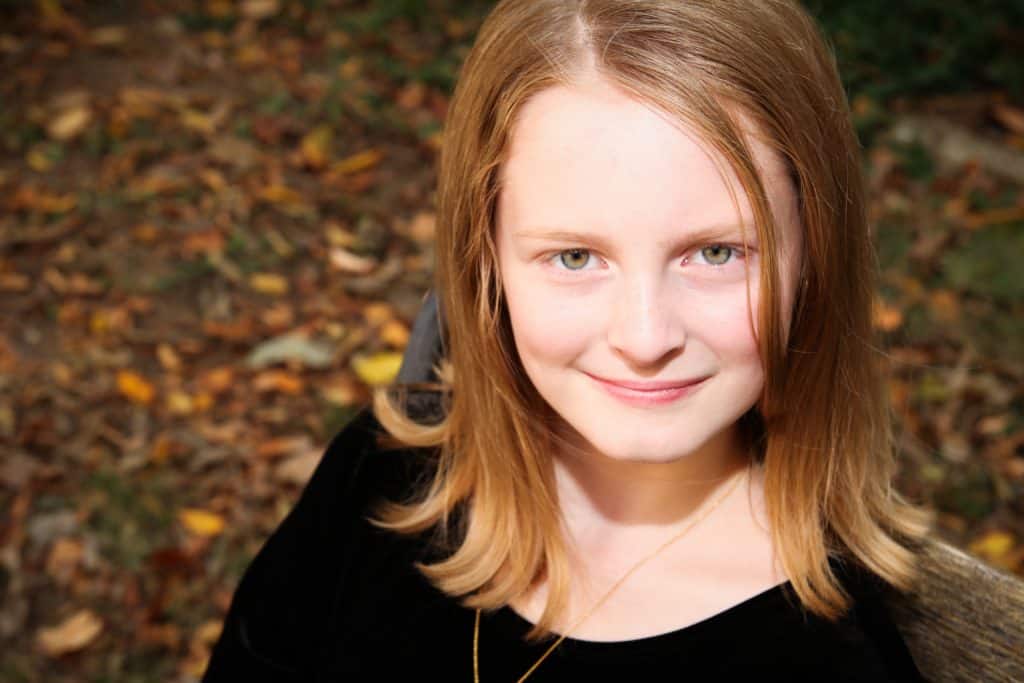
584,372,709,406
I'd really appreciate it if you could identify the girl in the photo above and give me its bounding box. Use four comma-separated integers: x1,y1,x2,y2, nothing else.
205,1,933,679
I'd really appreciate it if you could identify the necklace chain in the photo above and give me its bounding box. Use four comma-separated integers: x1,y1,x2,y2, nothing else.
472,464,749,683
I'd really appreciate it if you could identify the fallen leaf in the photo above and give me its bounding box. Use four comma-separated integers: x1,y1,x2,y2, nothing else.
246,332,334,369
407,211,435,242
330,148,383,175
117,370,155,405
380,320,410,348
0,272,30,292
37,609,103,657
178,508,226,537
198,366,234,394
249,272,289,295
257,435,313,460
47,106,92,141
240,0,279,20
872,299,903,331
927,289,960,323
300,124,333,169
253,369,304,394
351,351,403,386
992,103,1024,135
275,451,321,485
363,302,394,326
319,374,360,406
89,25,127,46
258,184,304,205
156,343,182,372
46,537,84,582
328,247,377,274
968,530,1015,567
963,206,1024,231
396,81,427,110
26,144,56,172
166,391,194,415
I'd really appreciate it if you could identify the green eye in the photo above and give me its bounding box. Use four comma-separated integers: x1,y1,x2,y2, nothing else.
559,249,590,270
700,245,733,265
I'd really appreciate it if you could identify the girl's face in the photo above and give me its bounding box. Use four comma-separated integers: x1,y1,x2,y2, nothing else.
495,74,802,467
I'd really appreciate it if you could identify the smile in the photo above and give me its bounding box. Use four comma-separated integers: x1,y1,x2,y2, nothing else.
585,373,709,407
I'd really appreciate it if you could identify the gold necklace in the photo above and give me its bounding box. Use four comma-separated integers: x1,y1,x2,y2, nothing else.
472,464,749,682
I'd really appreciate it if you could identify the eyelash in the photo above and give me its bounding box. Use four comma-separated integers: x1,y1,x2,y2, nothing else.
541,244,749,274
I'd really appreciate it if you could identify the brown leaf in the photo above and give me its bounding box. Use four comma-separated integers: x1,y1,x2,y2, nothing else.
240,0,279,20
396,81,427,110
253,369,304,394
380,320,410,349
407,211,436,243
872,299,903,331
37,609,103,657
45,537,83,582
89,25,127,47
257,434,313,460
927,289,960,323
275,451,321,485
198,366,235,394
992,103,1024,135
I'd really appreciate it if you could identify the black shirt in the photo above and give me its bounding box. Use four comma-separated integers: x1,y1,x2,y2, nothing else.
204,407,926,681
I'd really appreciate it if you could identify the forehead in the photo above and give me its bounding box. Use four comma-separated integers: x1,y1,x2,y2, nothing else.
498,77,792,238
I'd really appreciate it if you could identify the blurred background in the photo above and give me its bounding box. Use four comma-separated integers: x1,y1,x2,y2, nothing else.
0,0,1021,680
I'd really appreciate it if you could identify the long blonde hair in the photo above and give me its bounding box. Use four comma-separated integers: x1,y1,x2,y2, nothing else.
369,0,933,642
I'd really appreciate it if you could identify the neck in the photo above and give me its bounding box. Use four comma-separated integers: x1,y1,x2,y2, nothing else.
550,423,752,545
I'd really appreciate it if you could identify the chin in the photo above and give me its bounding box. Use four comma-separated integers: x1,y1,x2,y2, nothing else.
571,424,710,464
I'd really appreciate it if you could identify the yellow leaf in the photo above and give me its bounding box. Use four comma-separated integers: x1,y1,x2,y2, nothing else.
330,148,383,175
351,351,403,386
117,370,155,405
181,108,216,134
178,508,226,537
300,124,333,169
969,530,1015,565
249,272,289,295
166,391,194,416
47,106,93,141
37,609,103,657
26,145,54,172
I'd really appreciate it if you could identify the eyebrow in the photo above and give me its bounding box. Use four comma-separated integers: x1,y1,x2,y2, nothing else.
511,224,757,250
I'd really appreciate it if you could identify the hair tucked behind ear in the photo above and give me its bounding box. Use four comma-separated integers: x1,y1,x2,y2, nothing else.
368,0,934,643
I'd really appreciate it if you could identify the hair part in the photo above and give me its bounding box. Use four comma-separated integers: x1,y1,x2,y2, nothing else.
370,0,934,643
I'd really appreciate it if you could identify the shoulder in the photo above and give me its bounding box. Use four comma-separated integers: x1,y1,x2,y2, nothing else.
783,557,926,682
203,406,433,681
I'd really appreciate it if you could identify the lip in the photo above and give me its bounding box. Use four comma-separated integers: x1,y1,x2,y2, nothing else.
585,373,707,391
585,372,709,407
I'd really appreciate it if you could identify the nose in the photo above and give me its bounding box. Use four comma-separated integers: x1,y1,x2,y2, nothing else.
606,275,686,367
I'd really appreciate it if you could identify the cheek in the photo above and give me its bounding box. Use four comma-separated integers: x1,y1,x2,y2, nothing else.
503,275,597,364
687,284,762,362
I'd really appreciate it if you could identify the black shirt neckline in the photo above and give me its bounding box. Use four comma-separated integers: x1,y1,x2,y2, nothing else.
485,579,795,656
